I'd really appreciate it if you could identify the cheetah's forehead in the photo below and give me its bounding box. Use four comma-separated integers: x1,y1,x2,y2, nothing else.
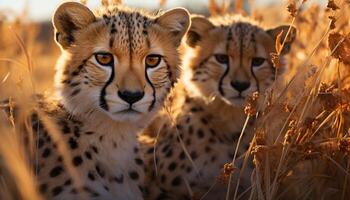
209,14,264,56
222,23,262,57
99,8,155,55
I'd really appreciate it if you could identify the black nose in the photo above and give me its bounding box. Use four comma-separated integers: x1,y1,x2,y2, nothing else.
118,90,144,104
231,81,251,92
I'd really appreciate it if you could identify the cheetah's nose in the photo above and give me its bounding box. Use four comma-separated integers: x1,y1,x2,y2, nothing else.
118,90,144,104
231,81,251,92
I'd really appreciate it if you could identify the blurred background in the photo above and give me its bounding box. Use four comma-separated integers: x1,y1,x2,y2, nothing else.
0,0,328,21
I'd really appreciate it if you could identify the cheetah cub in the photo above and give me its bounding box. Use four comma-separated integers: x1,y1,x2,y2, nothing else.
3,2,190,200
142,15,296,199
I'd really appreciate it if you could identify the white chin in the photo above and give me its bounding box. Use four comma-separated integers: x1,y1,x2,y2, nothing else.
222,96,246,107
108,110,144,122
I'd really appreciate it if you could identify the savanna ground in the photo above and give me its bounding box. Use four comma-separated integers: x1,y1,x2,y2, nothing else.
0,0,350,199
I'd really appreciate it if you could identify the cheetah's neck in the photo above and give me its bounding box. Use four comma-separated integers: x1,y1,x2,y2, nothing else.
72,109,142,168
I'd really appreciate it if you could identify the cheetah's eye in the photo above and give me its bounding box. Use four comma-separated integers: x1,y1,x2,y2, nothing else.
251,57,265,67
95,53,113,66
214,54,229,64
145,54,162,68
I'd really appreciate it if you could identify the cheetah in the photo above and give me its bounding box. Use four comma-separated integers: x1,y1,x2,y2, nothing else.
1,2,190,200
141,15,296,199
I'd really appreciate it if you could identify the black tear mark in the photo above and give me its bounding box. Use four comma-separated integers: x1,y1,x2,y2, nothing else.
218,64,230,96
250,66,260,92
99,62,115,111
218,29,232,96
250,30,261,88
145,68,156,112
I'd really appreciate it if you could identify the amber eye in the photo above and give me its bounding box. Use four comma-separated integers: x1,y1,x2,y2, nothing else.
145,54,162,68
95,53,113,66
214,54,229,64
251,57,265,67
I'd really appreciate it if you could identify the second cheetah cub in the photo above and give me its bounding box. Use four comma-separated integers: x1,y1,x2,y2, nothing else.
142,14,296,200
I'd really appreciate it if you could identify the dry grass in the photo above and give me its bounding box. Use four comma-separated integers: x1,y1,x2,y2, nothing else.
1,0,350,199
243,1,350,199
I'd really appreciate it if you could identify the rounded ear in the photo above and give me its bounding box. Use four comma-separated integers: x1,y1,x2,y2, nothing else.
186,15,214,48
155,8,190,47
266,25,297,55
53,2,96,49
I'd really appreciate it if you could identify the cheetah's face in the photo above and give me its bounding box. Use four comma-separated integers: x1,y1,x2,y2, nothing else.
186,16,296,107
53,3,189,122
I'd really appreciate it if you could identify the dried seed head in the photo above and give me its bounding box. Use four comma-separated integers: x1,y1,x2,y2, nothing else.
287,1,298,17
244,92,259,117
328,32,350,65
289,119,296,128
327,0,340,10
319,82,335,93
270,53,281,69
285,129,294,144
284,104,293,112
217,163,236,184
328,16,337,30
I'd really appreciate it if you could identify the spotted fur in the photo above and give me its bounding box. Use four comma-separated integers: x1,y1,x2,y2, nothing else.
2,2,190,200
141,15,296,200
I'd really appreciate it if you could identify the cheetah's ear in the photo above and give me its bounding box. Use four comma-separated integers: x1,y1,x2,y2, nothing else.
186,15,214,48
53,2,96,49
266,25,297,55
156,8,190,47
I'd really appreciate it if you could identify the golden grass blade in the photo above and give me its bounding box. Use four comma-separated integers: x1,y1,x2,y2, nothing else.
226,115,250,200
0,127,42,200
1,72,10,85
